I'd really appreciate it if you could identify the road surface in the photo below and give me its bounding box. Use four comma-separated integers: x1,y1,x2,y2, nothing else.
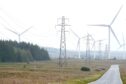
89,65,123,84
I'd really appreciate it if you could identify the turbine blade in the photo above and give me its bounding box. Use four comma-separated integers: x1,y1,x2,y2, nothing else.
0,23,18,35
69,28,79,38
110,26,120,46
5,27,18,35
87,24,108,27
20,26,33,35
110,5,123,25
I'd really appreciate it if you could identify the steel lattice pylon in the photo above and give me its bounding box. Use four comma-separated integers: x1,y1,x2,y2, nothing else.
56,16,70,67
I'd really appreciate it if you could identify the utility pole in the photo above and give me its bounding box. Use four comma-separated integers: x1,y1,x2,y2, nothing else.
56,16,70,67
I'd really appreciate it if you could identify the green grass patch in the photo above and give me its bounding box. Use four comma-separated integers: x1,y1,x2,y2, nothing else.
65,73,103,84
121,75,126,84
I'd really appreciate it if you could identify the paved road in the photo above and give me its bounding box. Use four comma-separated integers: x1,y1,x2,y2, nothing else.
89,65,123,84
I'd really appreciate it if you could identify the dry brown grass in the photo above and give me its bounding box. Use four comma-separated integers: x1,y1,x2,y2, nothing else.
119,60,126,84
0,59,125,84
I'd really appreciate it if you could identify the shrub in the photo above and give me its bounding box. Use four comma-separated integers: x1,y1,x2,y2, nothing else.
81,66,90,71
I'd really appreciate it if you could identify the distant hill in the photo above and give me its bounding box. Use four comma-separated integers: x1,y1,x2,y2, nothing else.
45,47,126,60
44,47,83,59
0,40,50,62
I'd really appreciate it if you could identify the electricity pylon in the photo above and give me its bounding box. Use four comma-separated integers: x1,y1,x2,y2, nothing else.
56,16,70,67
81,33,94,60
82,33,94,65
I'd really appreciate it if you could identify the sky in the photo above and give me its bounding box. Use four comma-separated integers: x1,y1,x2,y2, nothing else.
0,0,125,51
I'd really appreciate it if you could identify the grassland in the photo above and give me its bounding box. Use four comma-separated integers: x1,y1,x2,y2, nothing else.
0,59,125,84
119,61,126,84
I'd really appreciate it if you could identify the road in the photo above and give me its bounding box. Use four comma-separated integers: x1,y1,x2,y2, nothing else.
89,65,123,84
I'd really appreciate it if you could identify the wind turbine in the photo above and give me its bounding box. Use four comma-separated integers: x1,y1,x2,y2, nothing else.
70,28,92,59
0,14,33,43
3,24,33,43
88,6,122,59
69,28,81,59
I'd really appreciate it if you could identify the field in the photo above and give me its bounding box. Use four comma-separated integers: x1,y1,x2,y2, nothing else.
120,61,126,84
0,59,125,84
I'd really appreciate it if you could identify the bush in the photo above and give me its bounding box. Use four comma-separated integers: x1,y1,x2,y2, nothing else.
81,66,90,71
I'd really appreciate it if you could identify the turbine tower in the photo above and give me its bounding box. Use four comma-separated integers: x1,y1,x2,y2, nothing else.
88,6,122,59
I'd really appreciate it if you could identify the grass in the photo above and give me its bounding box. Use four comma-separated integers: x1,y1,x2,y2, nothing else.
119,61,126,84
0,59,125,84
66,73,103,84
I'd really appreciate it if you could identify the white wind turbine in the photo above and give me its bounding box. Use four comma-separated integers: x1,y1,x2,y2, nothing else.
69,28,81,59
0,15,33,43
3,24,33,43
88,6,122,59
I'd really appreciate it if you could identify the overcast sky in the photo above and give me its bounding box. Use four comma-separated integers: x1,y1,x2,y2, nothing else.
0,0,125,51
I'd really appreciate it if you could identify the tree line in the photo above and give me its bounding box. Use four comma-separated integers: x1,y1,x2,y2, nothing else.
0,40,50,62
